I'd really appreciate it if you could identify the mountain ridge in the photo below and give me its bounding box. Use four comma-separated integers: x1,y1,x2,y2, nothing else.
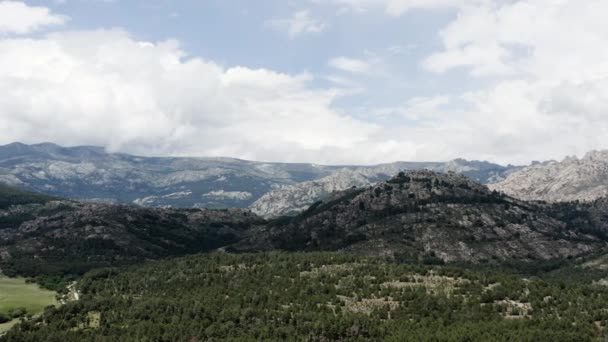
0,142,520,215
237,170,606,263
251,159,517,218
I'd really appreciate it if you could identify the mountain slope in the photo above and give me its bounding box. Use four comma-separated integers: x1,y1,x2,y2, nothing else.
0,183,56,210
0,198,264,280
490,151,608,203
238,170,603,263
0,142,344,208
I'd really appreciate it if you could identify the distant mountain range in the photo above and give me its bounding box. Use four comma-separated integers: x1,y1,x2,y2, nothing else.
0,142,520,217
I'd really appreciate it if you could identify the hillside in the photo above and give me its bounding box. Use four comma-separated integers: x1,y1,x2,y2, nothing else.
238,170,604,263
0,184,56,210
5,252,608,341
490,151,608,202
0,199,264,284
0,142,517,212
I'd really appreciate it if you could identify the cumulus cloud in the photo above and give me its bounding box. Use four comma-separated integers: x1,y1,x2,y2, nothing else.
424,0,608,79
265,10,326,38
0,1,67,34
415,0,608,162
3,0,608,166
306,0,608,164
314,0,608,164
0,28,386,164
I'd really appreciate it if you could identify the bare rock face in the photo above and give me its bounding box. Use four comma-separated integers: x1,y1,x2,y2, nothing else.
490,151,608,203
238,170,605,263
250,169,380,218
250,160,517,218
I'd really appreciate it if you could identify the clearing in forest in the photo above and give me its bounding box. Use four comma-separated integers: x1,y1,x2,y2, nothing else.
0,276,58,333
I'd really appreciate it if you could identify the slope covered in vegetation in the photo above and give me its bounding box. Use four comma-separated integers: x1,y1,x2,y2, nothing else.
0,200,264,289
5,252,608,341
0,184,56,210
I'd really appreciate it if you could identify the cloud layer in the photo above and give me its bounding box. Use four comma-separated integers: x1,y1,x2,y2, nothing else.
419,0,608,161
1,1,608,165
0,28,384,163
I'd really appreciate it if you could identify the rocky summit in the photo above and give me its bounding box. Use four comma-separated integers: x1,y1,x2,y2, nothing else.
250,159,517,218
490,150,608,203
237,170,604,263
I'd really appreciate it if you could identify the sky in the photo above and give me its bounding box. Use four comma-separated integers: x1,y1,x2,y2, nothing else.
0,0,607,165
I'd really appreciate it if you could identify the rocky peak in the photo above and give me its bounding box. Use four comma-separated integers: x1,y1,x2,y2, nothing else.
490,150,608,202
250,161,517,219
238,170,599,263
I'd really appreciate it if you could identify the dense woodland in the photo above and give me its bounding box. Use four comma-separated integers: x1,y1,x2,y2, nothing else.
5,252,608,341
0,184,55,210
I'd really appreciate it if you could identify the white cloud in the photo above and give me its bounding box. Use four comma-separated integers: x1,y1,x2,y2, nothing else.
0,29,386,164
266,10,326,38
3,0,608,166
424,0,608,79
312,0,608,164
414,0,608,163
0,1,67,34
328,57,372,73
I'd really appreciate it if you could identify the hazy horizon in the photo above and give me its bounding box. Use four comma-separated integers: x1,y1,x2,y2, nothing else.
0,140,586,167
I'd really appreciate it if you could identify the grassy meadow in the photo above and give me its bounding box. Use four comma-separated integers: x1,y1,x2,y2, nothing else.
0,276,58,333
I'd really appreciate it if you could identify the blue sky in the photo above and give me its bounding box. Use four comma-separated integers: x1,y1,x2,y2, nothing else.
1,0,608,165
38,0,466,107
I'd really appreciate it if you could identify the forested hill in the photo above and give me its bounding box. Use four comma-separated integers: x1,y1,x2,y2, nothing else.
0,194,265,288
236,170,606,263
6,252,608,341
0,183,56,209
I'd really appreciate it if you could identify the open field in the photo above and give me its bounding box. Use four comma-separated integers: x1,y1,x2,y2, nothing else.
0,276,58,335
0,276,57,314
0,319,19,334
